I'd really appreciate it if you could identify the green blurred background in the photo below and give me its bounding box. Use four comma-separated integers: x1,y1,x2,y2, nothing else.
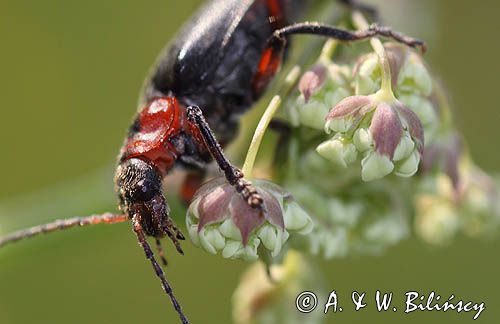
0,0,498,323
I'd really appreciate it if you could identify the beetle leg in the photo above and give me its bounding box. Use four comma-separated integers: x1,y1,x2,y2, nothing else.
155,237,168,267
268,22,426,53
253,22,425,94
132,215,188,324
185,106,266,212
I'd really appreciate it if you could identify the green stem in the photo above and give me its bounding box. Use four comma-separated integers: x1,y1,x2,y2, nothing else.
242,19,345,179
241,66,301,178
352,11,395,99
319,39,339,64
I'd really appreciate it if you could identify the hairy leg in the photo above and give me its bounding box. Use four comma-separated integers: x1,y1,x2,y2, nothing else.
132,214,188,324
186,106,266,211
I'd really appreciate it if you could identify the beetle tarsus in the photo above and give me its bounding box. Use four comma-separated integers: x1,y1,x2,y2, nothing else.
155,238,168,267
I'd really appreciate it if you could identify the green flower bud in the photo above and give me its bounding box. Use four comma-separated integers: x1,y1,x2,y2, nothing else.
284,201,314,235
289,62,353,130
316,136,357,168
217,218,241,240
222,238,260,261
393,132,415,161
355,55,381,95
395,150,421,177
353,128,373,152
198,227,225,254
397,54,433,96
258,224,290,257
294,96,330,130
361,151,394,181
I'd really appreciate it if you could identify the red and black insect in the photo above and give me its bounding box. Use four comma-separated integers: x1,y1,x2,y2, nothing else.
0,1,424,323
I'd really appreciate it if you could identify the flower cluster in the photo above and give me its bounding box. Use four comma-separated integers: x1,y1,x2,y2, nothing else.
284,176,409,259
354,43,438,142
286,63,352,130
318,93,424,181
285,43,435,182
186,178,313,261
414,134,500,245
184,30,499,269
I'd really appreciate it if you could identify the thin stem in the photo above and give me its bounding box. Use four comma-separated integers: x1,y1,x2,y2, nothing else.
242,66,301,177
242,95,282,177
242,30,348,179
319,39,338,64
352,11,394,96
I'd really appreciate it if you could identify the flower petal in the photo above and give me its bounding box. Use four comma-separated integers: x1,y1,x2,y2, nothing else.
396,103,425,155
229,195,266,246
384,43,409,89
325,95,373,121
197,184,233,231
370,103,403,159
298,64,327,102
259,189,285,230
193,177,227,201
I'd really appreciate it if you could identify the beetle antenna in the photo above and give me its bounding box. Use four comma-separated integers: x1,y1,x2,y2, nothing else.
132,215,188,324
0,213,128,248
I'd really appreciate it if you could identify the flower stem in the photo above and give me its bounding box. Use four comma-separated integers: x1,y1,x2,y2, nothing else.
319,39,339,64
352,11,395,98
242,66,301,178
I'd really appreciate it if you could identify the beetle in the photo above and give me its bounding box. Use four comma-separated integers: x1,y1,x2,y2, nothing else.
0,0,424,323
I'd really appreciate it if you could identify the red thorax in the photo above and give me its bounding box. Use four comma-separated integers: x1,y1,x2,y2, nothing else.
121,97,202,176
